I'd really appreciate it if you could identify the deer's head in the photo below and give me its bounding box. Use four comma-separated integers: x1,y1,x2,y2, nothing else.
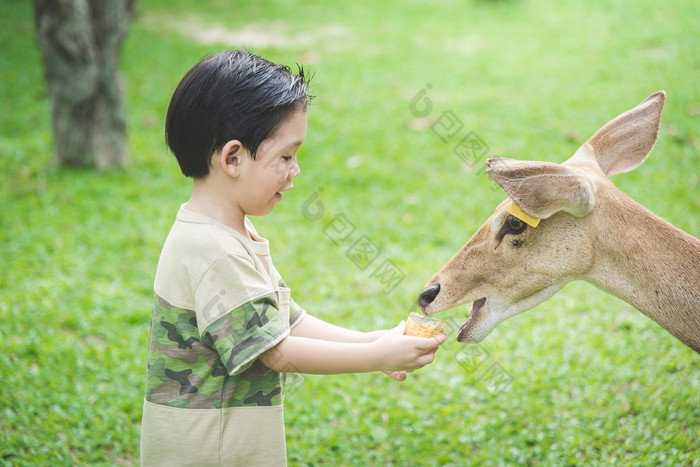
419,92,666,342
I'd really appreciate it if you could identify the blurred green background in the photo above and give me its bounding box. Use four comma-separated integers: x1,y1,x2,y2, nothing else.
1,0,698,464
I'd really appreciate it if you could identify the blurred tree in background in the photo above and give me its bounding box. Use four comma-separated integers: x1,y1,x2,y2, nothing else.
33,0,134,169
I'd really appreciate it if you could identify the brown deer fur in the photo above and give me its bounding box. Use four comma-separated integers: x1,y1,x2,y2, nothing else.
419,92,700,353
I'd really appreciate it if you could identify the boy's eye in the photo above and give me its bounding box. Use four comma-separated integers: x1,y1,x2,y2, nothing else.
282,156,292,161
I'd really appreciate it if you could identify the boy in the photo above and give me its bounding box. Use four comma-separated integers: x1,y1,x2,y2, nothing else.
140,50,445,466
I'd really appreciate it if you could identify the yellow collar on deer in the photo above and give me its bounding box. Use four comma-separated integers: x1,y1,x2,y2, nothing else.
507,200,541,228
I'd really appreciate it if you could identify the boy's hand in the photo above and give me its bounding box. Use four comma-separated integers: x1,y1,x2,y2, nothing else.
383,370,407,382
371,321,446,373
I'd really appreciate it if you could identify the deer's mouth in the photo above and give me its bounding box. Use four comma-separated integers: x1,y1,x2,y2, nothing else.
457,297,487,341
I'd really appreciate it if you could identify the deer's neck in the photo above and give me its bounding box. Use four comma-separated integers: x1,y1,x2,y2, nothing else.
587,187,700,352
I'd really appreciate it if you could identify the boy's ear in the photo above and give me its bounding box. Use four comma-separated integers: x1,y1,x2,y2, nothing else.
217,140,246,177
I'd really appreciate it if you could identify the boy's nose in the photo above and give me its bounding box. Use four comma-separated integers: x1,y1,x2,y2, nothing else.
290,161,300,178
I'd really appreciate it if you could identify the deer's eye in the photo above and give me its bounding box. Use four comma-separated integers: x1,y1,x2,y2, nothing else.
504,215,527,235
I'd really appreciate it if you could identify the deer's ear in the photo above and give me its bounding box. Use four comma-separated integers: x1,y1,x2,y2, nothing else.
487,158,596,219
571,91,665,176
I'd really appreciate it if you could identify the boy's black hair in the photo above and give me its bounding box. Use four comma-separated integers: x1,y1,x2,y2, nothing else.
165,50,312,178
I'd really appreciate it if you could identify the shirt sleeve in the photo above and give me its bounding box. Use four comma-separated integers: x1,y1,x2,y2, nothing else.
202,294,288,375
194,254,289,375
289,298,306,329
194,254,275,330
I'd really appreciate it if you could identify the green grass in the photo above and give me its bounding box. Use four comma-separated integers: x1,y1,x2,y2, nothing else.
1,0,699,464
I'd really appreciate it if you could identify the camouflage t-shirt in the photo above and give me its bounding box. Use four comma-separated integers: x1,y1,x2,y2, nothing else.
140,208,305,466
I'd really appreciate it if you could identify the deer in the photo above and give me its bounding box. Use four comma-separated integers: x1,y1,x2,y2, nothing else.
418,91,700,353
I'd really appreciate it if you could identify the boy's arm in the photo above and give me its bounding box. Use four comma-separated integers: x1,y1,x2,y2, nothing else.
291,313,383,343
259,322,446,376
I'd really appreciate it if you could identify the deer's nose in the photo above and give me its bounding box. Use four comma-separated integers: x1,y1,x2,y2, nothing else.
418,283,441,308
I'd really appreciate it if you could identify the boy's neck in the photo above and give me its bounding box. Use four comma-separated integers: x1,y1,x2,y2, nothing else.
184,178,250,238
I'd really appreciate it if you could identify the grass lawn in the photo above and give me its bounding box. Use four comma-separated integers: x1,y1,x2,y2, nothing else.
1,0,699,464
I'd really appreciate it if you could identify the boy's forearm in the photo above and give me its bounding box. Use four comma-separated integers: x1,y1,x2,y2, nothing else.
291,313,375,343
260,335,380,374
261,321,444,376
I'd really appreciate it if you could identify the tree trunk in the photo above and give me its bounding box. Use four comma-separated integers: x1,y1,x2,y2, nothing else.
34,0,134,169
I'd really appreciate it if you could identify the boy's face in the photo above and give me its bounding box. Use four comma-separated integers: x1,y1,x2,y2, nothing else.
237,109,307,217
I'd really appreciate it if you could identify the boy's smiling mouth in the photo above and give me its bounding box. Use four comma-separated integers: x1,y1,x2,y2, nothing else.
275,184,293,201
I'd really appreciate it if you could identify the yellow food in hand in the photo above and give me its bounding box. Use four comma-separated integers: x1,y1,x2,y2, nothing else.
404,312,445,338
